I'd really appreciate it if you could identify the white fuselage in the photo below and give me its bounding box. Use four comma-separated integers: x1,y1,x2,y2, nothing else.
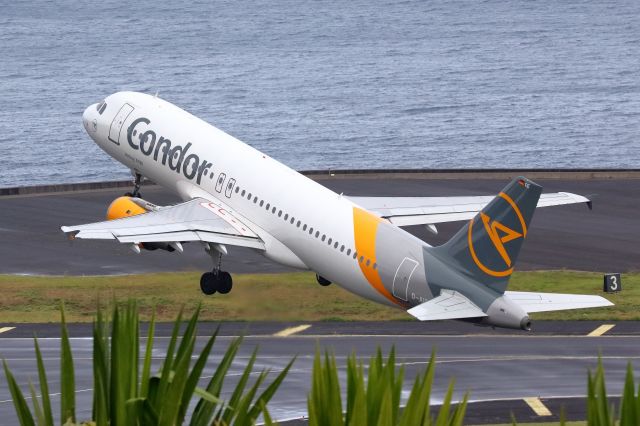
83,92,431,309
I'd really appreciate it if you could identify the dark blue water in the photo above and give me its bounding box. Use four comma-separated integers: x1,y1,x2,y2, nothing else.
1,0,639,187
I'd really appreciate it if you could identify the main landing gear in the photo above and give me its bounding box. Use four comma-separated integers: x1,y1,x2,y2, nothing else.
201,243,233,295
200,271,233,295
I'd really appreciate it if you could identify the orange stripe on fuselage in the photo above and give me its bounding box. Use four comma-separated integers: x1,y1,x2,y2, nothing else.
352,207,402,306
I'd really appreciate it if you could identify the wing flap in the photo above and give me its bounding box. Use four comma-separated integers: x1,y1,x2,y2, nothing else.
504,291,613,313
347,191,590,226
407,289,487,321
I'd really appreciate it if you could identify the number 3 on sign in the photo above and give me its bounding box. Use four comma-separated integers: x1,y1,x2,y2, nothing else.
610,275,618,291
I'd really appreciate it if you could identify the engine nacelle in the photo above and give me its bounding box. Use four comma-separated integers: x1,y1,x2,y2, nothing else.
106,196,175,252
106,196,147,220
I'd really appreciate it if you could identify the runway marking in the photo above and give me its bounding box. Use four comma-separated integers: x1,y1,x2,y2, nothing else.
273,324,311,337
588,324,615,336
0,327,15,334
0,388,93,404
523,397,552,416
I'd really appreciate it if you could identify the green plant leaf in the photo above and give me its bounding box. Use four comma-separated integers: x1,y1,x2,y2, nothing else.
3,359,35,426
92,306,109,425
33,337,54,426
27,381,44,426
620,362,638,426
59,304,76,425
245,357,296,421
139,309,156,398
190,335,243,425
177,330,217,424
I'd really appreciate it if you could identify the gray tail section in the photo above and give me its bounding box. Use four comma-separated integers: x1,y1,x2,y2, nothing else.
435,177,543,294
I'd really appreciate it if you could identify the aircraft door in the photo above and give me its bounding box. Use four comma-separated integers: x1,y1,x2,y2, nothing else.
109,103,134,145
392,257,419,301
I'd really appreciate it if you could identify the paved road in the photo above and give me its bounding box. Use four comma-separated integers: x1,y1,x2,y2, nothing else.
1,175,638,275
0,322,636,424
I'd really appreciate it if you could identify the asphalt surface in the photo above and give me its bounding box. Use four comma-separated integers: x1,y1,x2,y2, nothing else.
1,175,639,275
0,322,637,424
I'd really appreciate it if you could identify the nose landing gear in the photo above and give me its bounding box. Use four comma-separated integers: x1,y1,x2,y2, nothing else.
200,242,233,295
124,172,143,198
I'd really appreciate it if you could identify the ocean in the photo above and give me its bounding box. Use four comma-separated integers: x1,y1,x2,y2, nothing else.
1,0,639,187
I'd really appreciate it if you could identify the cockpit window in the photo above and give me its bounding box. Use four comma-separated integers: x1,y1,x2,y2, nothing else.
96,101,107,115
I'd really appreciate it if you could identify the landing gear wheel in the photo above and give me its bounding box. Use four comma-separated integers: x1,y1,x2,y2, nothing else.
200,272,217,295
316,274,332,286
217,271,233,294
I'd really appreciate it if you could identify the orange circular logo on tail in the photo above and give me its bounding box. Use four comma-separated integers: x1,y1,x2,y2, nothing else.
467,192,527,277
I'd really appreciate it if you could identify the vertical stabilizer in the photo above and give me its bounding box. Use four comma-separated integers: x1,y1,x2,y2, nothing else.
435,177,542,294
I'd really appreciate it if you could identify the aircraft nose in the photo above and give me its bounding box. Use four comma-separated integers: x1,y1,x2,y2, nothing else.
83,104,98,134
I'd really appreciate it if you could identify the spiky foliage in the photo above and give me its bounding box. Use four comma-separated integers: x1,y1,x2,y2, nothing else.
3,302,293,425
586,359,640,426
308,347,468,426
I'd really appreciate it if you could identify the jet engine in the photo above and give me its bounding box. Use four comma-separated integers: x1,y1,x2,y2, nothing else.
106,196,177,252
106,196,148,220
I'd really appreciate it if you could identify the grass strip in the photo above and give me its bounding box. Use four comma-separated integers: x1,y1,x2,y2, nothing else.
0,271,634,323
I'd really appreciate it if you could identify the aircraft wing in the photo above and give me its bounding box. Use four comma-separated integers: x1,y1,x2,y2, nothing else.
504,291,613,313
61,198,265,250
346,192,590,227
407,289,487,321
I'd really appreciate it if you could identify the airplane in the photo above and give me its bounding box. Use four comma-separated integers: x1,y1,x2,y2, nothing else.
62,91,612,330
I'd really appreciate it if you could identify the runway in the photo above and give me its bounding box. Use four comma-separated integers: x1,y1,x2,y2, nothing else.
0,322,637,424
1,172,639,275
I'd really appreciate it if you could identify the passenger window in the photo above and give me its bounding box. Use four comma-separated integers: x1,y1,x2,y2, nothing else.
225,178,235,198
215,173,226,193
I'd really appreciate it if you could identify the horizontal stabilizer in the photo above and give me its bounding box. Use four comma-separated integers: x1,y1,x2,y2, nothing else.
504,291,613,313
407,289,487,321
